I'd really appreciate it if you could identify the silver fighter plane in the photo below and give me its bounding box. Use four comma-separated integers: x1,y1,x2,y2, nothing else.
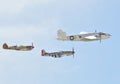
41,48,75,58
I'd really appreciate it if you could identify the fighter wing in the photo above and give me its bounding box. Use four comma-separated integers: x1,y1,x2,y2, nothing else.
61,50,75,56
15,46,34,51
43,52,63,58
8,46,18,50
6,46,24,50
15,43,34,51
49,52,63,58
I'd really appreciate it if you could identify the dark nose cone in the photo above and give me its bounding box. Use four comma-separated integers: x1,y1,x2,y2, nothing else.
72,51,75,54
108,34,111,37
32,46,34,49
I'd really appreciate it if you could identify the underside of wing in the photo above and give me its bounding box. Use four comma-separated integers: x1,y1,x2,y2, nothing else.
80,36,99,41
84,36,97,40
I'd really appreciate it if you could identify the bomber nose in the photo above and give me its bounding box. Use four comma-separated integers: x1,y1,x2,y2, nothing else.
108,34,111,36
107,34,111,38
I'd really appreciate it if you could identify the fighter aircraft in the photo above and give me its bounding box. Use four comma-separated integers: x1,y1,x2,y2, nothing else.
57,29,111,43
3,43,34,51
41,48,75,58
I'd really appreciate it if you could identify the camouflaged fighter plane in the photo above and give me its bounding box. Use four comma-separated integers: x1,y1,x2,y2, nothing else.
3,43,34,51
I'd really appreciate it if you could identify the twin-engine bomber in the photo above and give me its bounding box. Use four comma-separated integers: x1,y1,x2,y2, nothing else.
57,29,111,43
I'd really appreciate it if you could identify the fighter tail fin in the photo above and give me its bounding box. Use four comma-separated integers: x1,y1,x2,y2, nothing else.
3,43,8,49
41,49,46,56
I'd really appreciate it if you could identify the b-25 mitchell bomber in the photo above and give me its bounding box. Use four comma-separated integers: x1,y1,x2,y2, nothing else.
41,48,75,58
57,29,111,43
3,43,34,51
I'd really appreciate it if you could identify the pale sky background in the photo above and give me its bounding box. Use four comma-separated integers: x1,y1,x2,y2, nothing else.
0,0,119,84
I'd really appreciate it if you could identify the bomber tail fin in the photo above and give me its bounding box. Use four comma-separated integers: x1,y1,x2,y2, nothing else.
3,43,8,49
41,49,46,56
57,29,67,40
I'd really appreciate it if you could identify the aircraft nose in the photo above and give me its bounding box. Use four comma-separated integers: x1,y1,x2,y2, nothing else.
72,48,75,54
107,34,111,38
72,51,75,54
32,46,34,48
108,34,111,36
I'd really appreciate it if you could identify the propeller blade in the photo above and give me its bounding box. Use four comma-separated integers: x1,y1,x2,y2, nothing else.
72,48,75,58
99,32,102,43
32,43,34,48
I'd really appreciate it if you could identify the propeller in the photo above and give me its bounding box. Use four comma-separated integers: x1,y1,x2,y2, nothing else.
99,32,102,43
95,30,102,43
72,48,75,58
32,43,34,48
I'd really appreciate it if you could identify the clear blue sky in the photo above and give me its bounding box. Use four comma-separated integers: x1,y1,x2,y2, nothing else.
0,0,119,84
